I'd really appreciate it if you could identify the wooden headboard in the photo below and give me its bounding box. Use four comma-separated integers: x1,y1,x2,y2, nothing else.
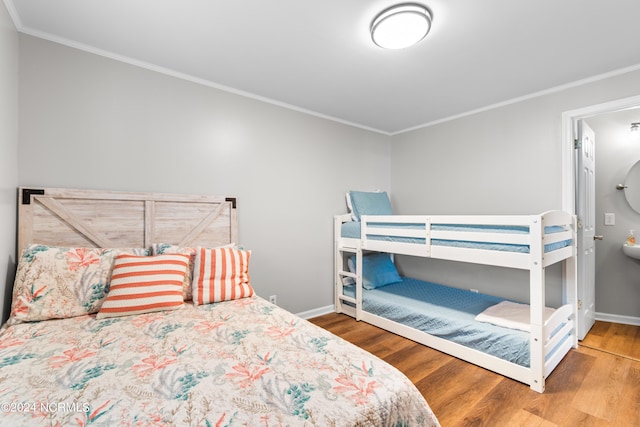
18,187,237,254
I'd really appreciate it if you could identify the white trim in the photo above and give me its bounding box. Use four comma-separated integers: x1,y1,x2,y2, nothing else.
2,0,22,29
561,94,640,214
395,64,640,136
561,95,640,339
595,312,640,327
7,2,640,137
296,304,334,320
14,27,390,137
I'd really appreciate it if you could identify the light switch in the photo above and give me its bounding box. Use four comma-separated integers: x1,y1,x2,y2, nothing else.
604,213,615,226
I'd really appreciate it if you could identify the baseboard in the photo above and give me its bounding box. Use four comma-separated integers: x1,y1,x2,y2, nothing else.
296,304,334,320
595,312,640,327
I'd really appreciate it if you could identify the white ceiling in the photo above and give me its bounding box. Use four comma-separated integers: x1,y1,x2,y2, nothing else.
6,0,640,134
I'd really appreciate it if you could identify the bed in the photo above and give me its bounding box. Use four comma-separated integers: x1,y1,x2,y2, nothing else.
1,187,439,426
334,190,578,393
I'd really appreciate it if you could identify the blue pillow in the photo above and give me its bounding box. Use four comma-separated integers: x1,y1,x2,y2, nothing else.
348,253,402,289
349,191,393,222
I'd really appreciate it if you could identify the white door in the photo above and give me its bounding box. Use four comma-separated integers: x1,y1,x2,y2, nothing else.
576,120,596,340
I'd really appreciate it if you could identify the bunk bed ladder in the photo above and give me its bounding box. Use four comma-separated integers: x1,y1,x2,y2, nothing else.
334,214,363,319
334,246,364,320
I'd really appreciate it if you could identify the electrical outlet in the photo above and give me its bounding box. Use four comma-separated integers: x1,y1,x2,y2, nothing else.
269,295,277,305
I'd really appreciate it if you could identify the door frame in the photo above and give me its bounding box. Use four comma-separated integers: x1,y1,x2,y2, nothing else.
561,94,640,335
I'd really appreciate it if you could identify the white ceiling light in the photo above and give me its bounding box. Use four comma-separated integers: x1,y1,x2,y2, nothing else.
371,3,432,49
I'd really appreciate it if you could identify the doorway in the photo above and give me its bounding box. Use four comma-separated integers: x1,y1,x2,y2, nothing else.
562,94,640,339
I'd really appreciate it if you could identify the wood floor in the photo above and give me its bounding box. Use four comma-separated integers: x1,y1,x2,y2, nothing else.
580,321,640,361
309,314,640,427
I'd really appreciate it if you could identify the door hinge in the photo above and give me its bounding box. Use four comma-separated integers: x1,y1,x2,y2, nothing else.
578,300,583,310
576,218,583,229
574,139,581,149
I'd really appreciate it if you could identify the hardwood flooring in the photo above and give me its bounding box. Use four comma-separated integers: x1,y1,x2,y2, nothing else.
581,321,640,361
308,314,640,427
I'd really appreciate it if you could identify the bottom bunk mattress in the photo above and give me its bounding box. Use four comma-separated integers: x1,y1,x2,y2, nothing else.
344,277,542,367
0,296,438,426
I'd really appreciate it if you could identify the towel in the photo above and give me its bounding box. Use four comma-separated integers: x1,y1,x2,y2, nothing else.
475,301,555,332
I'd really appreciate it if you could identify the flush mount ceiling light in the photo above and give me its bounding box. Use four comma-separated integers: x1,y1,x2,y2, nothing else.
371,3,432,49
631,122,640,133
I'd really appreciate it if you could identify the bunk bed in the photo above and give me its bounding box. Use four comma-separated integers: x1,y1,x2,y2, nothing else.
334,191,578,393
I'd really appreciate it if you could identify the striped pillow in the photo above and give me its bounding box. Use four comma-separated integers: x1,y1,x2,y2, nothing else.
152,244,198,301
152,243,236,302
96,253,189,319
192,247,254,305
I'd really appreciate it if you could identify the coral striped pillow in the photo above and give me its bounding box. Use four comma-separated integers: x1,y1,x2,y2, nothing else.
152,243,236,302
192,247,254,305
96,253,189,319
152,244,198,301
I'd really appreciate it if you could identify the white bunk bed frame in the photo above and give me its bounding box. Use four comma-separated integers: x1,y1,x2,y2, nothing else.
334,210,578,393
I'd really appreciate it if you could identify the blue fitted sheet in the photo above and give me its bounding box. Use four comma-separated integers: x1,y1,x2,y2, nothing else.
343,277,533,366
341,221,571,253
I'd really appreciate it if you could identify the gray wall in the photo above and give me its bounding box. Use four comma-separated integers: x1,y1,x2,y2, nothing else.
391,70,640,318
0,2,18,322
11,31,640,322
587,111,640,320
18,35,391,315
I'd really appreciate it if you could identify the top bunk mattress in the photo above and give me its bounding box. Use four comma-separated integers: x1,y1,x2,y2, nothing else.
341,221,571,253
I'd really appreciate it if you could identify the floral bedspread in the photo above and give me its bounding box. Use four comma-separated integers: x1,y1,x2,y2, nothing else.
0,296,439,426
